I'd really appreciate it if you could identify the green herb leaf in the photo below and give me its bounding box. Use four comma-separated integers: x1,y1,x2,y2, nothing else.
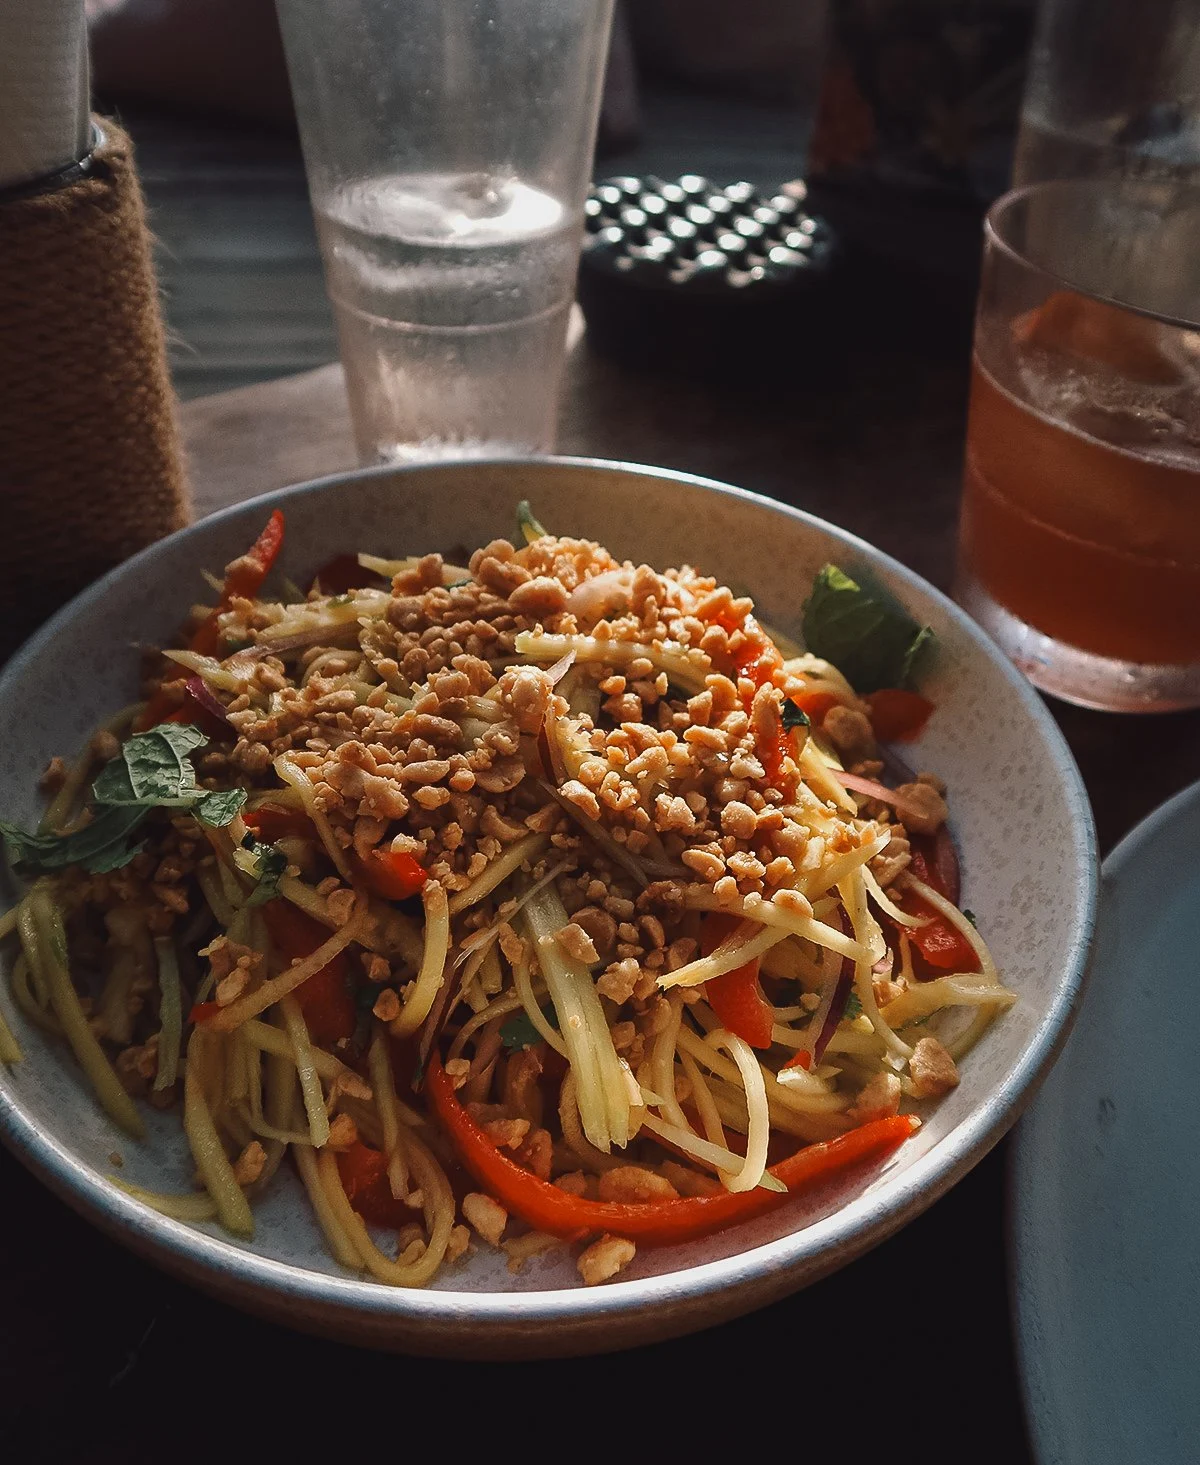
92,724,207,807
962,909,978,928
781,700,810,732
0,806,147,876
801,564,933,694
3,725,245,878
516,500,547,545
195,788,246,827
242,840,288,907
843,989,863,1021
500,1004,558,1051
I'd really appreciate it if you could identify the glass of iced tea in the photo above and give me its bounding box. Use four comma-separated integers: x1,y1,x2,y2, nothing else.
955,179,1200,711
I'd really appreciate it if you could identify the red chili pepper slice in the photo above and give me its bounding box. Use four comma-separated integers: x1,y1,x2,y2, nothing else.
191,510,286,658
355,849,428,902
261,898,356,1045
900,828,975,971
902,898,978,972
700,913,775,1049
242,806,316,844
138,513,286,729
427,1053,918,1246
865,688,935,743
335,1142,420,1229
789,688,841,726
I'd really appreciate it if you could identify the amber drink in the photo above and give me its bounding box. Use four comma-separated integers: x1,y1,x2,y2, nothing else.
955,182,1200,710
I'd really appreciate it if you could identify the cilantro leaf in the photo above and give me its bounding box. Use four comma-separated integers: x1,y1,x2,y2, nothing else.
242,840,288,907
0,806,147,876
801,564,933,694
500,1005,558,1051
781,700,810,732
843,989,863,1021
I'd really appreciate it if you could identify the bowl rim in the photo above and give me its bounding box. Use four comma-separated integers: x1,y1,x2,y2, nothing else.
0,454,1098,1331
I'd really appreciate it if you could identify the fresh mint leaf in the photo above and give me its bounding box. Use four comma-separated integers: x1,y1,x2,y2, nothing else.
500,1004,558,1051
243,840,287,907
4,725,245,878
0,806,147,876
92,724,206,806
195,788,246,827
516,500,546,545
781,700,810,732
801,564,933,694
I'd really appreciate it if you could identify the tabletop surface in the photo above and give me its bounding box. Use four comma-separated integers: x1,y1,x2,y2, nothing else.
7,104,1200,1464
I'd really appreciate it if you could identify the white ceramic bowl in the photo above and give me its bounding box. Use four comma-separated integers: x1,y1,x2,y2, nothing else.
0,458,1097,1357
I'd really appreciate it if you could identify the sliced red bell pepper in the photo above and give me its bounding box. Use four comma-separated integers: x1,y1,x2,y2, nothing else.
701,913,774,1049
865,688,935,743
242,806,316,843
190,1000,219,1026
262,898,356,1045
355,848,428,902
901,828,975,972
137,512,286,730
787,688,841,725
191,510,286,657
903,901,978,973
428,1052,917,1246
336,1141,420,1228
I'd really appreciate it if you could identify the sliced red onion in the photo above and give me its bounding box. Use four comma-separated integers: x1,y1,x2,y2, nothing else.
878,744,917,785
183,676,231,729
797,908,856,1067
834,770,931,826
540,714,570,785
543,647,576,686
813,958,855,1065
415,953,457,1081
256,624,361,653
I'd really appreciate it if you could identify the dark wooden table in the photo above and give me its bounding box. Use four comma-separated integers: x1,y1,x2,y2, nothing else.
7,108,1200,1462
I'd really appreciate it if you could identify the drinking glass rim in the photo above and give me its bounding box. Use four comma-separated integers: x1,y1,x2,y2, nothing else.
985,178,1200,332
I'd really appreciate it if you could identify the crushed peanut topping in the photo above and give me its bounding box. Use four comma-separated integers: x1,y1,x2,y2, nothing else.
29,520,1005,1300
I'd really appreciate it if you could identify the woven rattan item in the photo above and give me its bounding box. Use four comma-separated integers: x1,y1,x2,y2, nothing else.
0,118,189,660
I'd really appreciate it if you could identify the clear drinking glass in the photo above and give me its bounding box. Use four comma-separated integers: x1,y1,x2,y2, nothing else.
275,0,615,464
1014,0,1200,186
954,179,1200,711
